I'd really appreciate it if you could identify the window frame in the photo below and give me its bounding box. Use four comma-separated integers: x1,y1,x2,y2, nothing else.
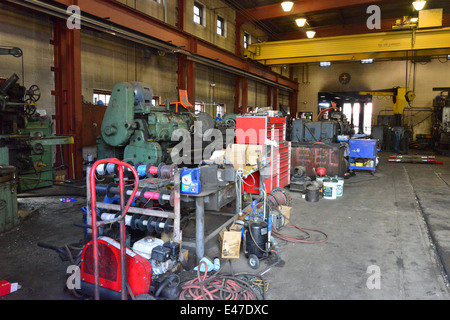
243,32,251,49
216,104,225,117
217,15,226,37
193,1,205,26
93,89,112,106
152,96,160,106
195,103,205,113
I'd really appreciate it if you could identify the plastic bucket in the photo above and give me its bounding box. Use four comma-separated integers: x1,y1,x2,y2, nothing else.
336,177,344,197
323,178,337,200
315,175,328,186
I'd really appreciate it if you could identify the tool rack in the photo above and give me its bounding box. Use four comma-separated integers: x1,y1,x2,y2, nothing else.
86,159,181,300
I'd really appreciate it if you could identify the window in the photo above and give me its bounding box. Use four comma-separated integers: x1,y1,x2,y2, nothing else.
363,103,373,135
343,102,373,134
217,16,226,37
152,96,160,106
93,89,111,106
243,32,250,49
216,104,225,117
343,103,352,124
194,2,204,25
195,103,204,113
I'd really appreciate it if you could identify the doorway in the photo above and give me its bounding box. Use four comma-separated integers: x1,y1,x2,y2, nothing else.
343,102,373,135
318,92,373,135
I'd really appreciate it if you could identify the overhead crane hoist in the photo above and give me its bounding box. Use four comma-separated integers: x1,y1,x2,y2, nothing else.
358,87,416,126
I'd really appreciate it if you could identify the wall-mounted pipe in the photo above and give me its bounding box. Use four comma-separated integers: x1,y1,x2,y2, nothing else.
6,0,294,92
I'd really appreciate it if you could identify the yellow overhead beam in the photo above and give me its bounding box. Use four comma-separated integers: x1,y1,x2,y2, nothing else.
244,28,450,65
260,48,450,65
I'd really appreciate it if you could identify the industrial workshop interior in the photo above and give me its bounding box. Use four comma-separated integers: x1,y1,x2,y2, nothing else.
1,0,450,306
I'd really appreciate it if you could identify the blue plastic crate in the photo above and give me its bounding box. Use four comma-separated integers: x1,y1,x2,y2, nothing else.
349,139,377,159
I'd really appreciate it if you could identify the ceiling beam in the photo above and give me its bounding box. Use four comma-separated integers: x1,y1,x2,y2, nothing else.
278,18,398,40
277,14,450,40
7,0,298,91
260,49,450,66
240,0,382,22
244,27,450,65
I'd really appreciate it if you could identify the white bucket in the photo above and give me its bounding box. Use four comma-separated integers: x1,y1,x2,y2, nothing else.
315,175,328,186
323,178,338,200
336,177,344,197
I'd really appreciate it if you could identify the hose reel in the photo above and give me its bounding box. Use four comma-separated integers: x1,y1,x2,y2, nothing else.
129,214,174,234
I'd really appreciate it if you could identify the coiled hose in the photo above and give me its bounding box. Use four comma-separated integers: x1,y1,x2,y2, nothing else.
179,261,267,300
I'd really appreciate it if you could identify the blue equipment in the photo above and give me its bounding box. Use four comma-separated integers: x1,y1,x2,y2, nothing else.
180,167,201,194
348,139,378,173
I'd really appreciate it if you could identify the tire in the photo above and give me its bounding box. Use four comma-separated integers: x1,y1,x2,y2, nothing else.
248,254,260,269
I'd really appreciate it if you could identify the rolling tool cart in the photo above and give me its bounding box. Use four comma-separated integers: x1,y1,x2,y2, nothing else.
236,116,291,195
348,139,378,174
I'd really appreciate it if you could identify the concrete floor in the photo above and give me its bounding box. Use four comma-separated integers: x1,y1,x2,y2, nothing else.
0,151,449,300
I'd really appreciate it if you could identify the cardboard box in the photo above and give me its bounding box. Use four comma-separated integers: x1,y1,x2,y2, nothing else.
225,143,265,170
278,206,291,226
225,144,247,170
246,145,264,167
219,223,243,259
54,169,67,185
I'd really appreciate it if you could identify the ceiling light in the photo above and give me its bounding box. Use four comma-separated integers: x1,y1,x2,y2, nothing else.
306,30,316,38
281,1,294,12
320,61,331,67
412,1,426,11
361,59,374,64
295,18,307,27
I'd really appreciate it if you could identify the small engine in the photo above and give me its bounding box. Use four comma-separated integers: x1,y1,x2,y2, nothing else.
131,237,180,276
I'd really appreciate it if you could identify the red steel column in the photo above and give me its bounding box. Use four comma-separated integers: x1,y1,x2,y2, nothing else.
234,76,240,114
177,54,187,91
241,77,248,114
51,18,83,180
289,89,298,118
267,87,272,108
187,38,197,103
272,87,278,110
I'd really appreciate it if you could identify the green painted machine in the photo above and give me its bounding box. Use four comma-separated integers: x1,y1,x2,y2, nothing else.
97,82,214,165
0,70,73,192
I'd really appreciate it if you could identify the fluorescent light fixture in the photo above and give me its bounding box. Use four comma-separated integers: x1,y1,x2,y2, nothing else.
319,61,331,67
306,30,316,38
295,18,307,27
281,1,294,12
361,59,374,64
412,1,426,11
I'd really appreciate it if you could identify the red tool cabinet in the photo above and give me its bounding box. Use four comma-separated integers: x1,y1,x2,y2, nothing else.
236,116,291,194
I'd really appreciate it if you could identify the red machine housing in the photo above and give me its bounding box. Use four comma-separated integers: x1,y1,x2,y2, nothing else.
80,236,151,299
